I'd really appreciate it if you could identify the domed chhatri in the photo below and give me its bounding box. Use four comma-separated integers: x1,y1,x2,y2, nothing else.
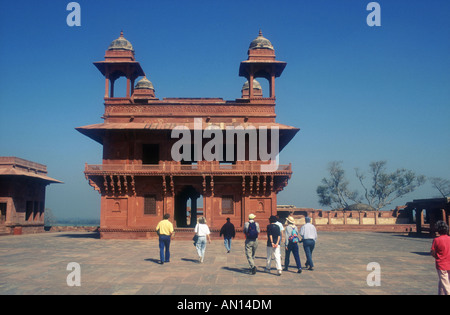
249,30,274,51
135,76,155,91
108,31,134,52
242,79,262,91
241,79,263,98
239,30,286,99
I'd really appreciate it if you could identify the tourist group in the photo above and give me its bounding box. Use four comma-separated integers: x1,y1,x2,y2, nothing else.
155,213,318,276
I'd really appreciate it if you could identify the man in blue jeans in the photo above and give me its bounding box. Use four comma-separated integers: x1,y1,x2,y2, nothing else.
220,218,236,253
156,214,174,264
300,217,317,270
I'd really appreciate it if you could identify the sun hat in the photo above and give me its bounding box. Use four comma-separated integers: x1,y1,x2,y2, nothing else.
286,216,295,224
249,213,256,220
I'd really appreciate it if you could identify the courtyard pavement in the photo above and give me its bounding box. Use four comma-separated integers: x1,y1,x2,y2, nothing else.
0,230,438,295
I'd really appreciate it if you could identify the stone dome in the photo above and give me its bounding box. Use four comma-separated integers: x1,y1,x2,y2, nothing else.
108,31,134,52
134,76,154,90
242,79,262,91
249,30,274,50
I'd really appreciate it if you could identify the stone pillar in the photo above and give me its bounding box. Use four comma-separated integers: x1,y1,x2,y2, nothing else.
126,77,131,97
249,74,254,98
110,78,115,97
105,77,110,98
416,208,423,234
270,75,275,98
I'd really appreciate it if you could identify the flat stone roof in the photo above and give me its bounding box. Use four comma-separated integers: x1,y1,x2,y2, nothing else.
0,231,437,295
0,157,62,183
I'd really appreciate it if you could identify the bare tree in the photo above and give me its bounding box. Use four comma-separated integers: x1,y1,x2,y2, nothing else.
316,161,360,209
430,177,450,197
355,161,426,210
317,160,426,211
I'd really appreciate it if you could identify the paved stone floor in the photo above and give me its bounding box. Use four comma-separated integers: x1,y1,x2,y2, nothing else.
0,231,438,295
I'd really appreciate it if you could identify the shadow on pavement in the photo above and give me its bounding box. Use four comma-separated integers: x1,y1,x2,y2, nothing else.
222,266,251,274
53,232,100,239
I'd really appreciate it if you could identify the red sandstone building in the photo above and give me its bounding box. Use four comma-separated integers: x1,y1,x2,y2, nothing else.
77,31,299,239
0,157,62,235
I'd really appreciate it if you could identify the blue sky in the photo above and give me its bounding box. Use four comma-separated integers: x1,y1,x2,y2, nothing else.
0,0,449,220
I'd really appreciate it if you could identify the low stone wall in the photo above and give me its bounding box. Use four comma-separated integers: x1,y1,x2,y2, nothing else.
277,207,413,233
0,224,46,235
44,226,99,233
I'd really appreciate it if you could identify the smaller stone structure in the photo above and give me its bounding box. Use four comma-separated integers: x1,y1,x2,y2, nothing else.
0,157,62,235
404,198,450,236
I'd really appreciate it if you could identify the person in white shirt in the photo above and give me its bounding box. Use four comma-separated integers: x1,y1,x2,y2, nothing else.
300,217,317,270
274,217,285,266
194,217,211,263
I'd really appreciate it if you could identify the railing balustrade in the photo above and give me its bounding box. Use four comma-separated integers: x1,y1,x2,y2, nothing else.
85,162,291,173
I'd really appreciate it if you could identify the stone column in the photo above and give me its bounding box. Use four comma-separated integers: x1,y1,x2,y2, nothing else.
416,208,423,234
105,77,110,98
249,74,254,98
270,75,275,98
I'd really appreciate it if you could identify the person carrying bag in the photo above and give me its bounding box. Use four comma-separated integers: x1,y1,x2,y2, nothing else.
284,216,302,273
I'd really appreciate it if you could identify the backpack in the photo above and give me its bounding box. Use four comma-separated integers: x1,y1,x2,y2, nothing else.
246,221,258,240
289,226,300,243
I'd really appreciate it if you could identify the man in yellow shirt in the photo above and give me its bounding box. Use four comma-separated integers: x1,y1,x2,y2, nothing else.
156,214,174,264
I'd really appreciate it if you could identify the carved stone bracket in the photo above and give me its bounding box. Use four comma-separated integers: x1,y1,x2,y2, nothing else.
162,175,167,196
123,175,128,194
109,175,115,194
202,175,207,195
131,176,136,196
103,175,109,194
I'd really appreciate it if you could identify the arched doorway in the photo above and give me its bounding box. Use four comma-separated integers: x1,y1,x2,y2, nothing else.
174,185,202,227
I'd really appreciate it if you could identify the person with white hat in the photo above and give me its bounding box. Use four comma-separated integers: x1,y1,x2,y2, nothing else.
243,213,260,275
284,216,302,273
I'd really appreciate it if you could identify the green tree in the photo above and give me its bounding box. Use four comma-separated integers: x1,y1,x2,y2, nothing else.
316,161,360,210
317,161,426,211
356,161,426,210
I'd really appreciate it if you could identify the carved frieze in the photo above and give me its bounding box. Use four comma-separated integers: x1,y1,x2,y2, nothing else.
105,104,275,116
